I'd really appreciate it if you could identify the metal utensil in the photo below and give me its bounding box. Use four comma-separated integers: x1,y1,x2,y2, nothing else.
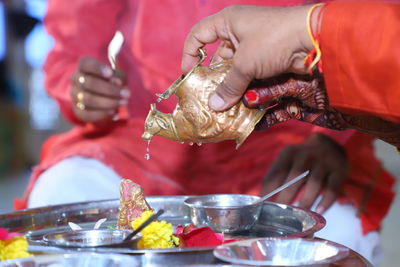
123,209,165,242
184,170,310,233
108,31,124,71
107,31,128,120
2,196,326,256
256,170,310,204
43,229,141,248
213,237,350,266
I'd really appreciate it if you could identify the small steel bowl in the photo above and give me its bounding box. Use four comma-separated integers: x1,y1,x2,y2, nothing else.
213,237,350,266
184,194,263,233
43,229,141,248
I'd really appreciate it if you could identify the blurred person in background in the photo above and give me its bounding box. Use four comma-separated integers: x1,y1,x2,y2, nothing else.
15,1,395,265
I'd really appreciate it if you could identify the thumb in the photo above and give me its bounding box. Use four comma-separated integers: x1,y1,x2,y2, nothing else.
209,58,252,111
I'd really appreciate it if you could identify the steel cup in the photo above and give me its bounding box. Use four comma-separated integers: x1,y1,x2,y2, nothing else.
184,194,263,233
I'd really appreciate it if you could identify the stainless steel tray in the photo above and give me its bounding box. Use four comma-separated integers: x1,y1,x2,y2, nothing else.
2,196,373,266
0,196,324,243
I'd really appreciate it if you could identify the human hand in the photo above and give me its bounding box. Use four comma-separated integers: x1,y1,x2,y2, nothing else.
243,74,348,131
182,5,314,111
261,133,349,214
70,57,130,124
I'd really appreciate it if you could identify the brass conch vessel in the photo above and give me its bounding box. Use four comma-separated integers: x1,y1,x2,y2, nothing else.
142,49,266,148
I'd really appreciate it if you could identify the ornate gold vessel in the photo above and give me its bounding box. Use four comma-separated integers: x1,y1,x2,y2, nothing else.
142,49,266,148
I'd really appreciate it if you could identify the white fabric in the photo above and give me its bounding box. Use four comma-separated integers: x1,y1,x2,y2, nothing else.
28,156,121,208
29,157,382,266
311,201,383,266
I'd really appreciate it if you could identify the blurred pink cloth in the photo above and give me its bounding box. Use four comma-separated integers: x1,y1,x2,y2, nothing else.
16,0,395,235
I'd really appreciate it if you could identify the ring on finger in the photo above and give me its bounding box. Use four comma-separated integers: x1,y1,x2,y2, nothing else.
76,102,85,110
76,91,85,110
77,91,85,101
78,75,86,86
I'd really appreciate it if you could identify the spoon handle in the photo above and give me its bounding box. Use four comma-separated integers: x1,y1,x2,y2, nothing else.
260,170,310,202
123,209,165,241
107,31,124,70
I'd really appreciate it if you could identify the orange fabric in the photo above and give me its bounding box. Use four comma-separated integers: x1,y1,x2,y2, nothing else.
15,0,395,235
321,1,400,123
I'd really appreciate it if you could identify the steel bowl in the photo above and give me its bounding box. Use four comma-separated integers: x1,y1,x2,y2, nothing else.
213,237,350,266
184,194,263,233
42,229,141,248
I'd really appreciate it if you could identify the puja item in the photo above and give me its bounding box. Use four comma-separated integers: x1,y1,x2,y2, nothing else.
42,229,141,248
142,49,266,149
184,170,310,233
213,237,350,266
117,179,152,229
175,224,235,248
0,228,31,261
123,209,164,242
130,210,179,249
0,196,328,261
68,218,107,231
116,179,228,249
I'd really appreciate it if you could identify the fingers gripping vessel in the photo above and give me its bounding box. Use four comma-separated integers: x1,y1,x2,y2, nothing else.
142,49,266,149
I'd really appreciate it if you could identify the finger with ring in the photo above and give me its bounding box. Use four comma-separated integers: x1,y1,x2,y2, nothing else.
76,102,85,110
77,91,85,101
78,75,86,85
76,91,85,110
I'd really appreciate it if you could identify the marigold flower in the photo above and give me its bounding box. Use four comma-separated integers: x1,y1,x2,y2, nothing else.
0,236,32,261
130,210,179,249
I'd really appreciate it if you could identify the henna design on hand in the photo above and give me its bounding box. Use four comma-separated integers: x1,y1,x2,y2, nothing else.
243,74,327,110
255,101,347,131
242,73,400,147
243,74,347,131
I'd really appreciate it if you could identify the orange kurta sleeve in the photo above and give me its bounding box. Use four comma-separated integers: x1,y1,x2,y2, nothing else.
320,1,400,123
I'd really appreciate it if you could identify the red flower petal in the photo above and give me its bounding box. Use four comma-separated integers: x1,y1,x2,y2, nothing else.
176,227,224,247
175,225,184,235
6,232,23,239
0,228,9,240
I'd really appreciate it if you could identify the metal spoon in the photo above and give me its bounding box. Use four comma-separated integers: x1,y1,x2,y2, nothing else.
123,209,165,242
108,31,124,71
107,31,128,121
256,170,310,204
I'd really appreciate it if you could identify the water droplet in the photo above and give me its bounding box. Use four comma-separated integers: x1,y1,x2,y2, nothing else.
189,142,194,146
197,142,202,146
180,142,185,144
144,140,151,160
